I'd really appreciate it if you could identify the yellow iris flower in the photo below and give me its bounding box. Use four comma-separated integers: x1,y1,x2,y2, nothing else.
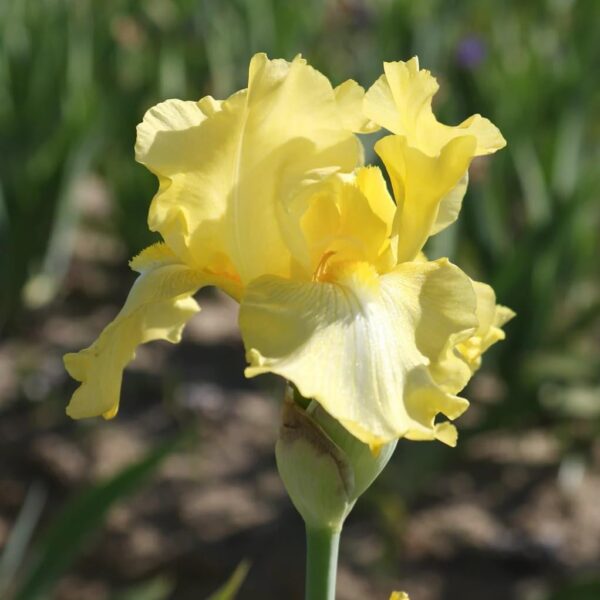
64,53,513,449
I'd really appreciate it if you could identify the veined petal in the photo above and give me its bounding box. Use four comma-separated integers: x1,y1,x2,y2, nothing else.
129,241,181,271
240,258,477,447
64,243,221,419
136,53,362,283
334,79,380,134
376,134,476,263
365,58,506,156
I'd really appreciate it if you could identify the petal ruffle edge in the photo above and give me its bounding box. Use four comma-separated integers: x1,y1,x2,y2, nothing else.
240,258,477,447
64,243,215,419
135,53,363,284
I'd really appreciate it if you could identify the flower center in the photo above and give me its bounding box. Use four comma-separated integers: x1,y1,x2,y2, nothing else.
313,251,337,282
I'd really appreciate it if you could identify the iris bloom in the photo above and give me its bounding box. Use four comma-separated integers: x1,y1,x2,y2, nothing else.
64,54,513,449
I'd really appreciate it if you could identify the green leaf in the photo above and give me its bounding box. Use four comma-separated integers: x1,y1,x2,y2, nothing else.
0,484,46,597
547,577,600,600
111,576,175,600
206,560,250,600
13,435,186,600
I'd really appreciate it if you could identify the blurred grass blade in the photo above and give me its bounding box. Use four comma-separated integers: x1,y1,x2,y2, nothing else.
0,179,6,232
0,180,8,329
158,42,186,99
22,133,101,310
243,0,275,53
111,576,175,600
549,298,600,345
0,483,46,597
206,560,250,600
13,436,185,600
552,107,584,200
200,0,241,97
512,140,551,225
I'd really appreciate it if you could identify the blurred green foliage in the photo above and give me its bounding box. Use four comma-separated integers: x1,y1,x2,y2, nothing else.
1,0,599,436
1,2,599,598
548,578,600,600
1,430,248,600
206,560,250,600
10,435,183,600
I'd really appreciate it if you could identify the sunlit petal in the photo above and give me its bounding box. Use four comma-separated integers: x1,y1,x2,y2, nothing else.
64,243,218,419
334,79,380,134
298,173,390,276
376,134,476,263
430,280,516,394
365,58,505,156
431,172,469,235
136,53,362,283
240,259,477,447
456,281,516,371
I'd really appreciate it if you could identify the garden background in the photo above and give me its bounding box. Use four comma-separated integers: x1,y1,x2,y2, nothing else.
1,0,599,598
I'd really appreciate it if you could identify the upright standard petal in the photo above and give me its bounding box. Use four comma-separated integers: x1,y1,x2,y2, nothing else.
136,53,362,283
430,172,469,236
280,165,396,278
240,259,477,447
365,59,505,242
298,173,391,277
364,58,506,156
376,134,476,263
64,243,221,419
354,166,396,237
334,79,380,134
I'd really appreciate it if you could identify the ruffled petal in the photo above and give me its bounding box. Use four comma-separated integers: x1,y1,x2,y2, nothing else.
240,258,477,447
375,134,476,263
298,173,390,277
64,243,218,419
430,280,515,394
456,281,516,371
280,166,396,278
368,57,436,139
334,79,380,134
136,53,362,283
365,58,506,157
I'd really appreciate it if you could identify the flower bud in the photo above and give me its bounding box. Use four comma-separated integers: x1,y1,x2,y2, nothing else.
275,386,397,532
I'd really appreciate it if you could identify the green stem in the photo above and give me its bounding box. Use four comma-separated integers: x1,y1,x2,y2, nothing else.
305,527,341,600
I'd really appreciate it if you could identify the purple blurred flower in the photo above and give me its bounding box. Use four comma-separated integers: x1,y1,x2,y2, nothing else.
456,36,487,69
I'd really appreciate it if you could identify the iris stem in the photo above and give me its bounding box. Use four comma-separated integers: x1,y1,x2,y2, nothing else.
305,526,341,600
